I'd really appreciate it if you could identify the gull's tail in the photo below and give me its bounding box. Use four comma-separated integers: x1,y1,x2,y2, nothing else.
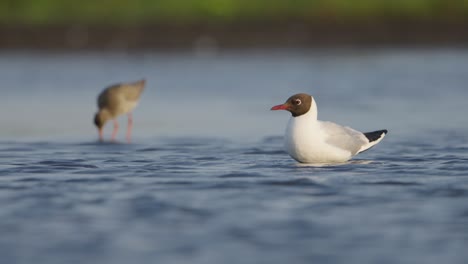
358,129,388,153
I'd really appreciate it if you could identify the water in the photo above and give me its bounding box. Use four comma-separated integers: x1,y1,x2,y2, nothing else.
1,48,468,263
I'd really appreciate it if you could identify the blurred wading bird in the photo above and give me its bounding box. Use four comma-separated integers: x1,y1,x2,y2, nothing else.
271,93,387,164
94,79,146,142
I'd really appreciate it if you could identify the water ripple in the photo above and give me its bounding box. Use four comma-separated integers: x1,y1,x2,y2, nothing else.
0,134,468,264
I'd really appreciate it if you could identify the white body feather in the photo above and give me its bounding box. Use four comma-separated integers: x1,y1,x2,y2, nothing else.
284,97,385,163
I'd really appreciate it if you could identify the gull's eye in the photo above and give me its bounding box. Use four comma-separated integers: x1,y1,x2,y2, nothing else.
294,99,302,105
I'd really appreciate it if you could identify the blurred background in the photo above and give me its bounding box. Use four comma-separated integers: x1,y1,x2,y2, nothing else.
1,0,468,49
0,0,467,140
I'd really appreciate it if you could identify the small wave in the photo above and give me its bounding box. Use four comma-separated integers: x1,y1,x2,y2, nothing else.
261,178,325,187
62,177,116,183
158,180,194,185
360,180,422,186
130,159,153,163
460,209,468,218
243,148,286,155
137,147,166,152
15,177,43,182
38,160,98,169
127,195,212,219
218,172,267,178
8,167,55,174
0,185,27,190
2,147,35,152
260,135,283,144
440,158,468,165
418,187,468,198
194,156,221,161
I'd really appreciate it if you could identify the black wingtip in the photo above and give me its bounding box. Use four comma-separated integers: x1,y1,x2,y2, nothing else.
364,129,388,142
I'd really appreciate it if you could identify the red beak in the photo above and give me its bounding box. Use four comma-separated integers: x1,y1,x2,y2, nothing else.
271,104,289,111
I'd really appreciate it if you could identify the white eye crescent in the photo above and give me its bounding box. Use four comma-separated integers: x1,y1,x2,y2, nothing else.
295,99,302,105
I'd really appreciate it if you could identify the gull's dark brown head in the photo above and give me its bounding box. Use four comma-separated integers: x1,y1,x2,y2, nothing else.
270,93,313,117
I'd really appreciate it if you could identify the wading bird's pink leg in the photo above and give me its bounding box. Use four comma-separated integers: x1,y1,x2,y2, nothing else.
111,120,119,141
98,128,104,142
126,113,133,143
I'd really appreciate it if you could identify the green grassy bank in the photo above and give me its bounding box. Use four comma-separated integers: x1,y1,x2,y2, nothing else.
1,0,468,25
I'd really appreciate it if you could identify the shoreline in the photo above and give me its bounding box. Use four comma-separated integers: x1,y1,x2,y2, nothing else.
2,21,468,50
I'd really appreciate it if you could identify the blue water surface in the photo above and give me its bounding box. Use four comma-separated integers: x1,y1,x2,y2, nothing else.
0,48,467,264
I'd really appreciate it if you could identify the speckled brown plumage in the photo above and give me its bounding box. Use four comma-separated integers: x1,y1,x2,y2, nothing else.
94,79,146,142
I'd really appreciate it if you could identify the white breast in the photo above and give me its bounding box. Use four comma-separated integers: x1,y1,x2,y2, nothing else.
284,113,353,163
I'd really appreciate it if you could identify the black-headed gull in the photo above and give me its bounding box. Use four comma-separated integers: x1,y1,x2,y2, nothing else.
271,93,387,163
94,79,146,142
